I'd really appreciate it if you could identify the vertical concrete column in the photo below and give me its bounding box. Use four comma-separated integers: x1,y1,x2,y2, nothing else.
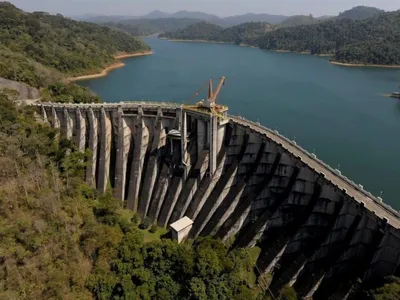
293,199,363,298
181,110,188,179
209,114,218,175
363,227,400,281
139,109,166,218
127,106,149,212
169,151,210,224
75,109,86,152
63,107,73,139
41,106,48,122
216,123,225,155
176,107,182,130
148,163,170,222
86,108,98,187
51,107,60,129
97,107,112,194
114,106,131,201
215,152,282,241
197,119,206,154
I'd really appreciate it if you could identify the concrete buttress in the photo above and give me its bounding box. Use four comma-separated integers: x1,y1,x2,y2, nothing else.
85,108,98,187
97,107,112,194
139,110,166,218
75,109,86,152
33,102,400,295
127,107,149,212
62,107,73,139
114,108,132,201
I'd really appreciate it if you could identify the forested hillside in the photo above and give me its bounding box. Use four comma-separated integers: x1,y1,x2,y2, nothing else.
278,15,317,27
338,6,385,20
160,21,272,45
161,10,400,66
105,18,202,36
258,11,400,65
0,2,150,88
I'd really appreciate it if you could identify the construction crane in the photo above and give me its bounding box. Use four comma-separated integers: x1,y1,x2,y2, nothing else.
185,76,228,118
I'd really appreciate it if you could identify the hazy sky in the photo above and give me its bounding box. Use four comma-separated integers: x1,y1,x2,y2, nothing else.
7,0,400,17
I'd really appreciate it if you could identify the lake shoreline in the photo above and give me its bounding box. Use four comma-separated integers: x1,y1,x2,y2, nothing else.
159,38,400,67
67,51,153,82
159,38,335,57
329,60,400,68
159,38,234,45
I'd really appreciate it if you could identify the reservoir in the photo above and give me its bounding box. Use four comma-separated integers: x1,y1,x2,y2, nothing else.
80,37,400,209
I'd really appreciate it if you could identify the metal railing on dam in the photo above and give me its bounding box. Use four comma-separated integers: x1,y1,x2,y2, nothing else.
230,115,400,227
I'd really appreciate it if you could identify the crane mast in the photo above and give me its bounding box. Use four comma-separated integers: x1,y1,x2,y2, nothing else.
185,76,228,118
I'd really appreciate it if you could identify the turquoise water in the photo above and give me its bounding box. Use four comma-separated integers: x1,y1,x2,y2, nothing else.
80,37,400,209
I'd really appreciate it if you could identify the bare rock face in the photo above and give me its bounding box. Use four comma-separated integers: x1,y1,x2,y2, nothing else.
0,77,40,100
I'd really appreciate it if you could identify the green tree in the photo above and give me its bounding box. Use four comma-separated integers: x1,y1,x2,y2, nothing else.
368,276,400,300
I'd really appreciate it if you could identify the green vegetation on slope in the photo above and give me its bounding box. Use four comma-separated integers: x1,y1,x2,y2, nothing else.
160,10,400,66
338,6,385,20
104,18,202,37
160,21,272,45
366,276,400,299
278,15,317,27
0,2,150,103
0,92,267,299
258,11,400,65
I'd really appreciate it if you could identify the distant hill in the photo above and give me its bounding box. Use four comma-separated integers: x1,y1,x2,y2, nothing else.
221,13,288,25
338,6,385,20
278,15,317,27
81,10,290,30
76,14,135,23
143,10,171,19
106,18,202,36
159,21,272,45
170,10,220,21
317,15,335,20
78,6,390,27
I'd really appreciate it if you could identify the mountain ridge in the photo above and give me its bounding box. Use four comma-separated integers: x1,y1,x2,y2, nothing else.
78,5,390,26
160,10,400,66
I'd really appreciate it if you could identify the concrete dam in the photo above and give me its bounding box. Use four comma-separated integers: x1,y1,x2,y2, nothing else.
35,101,400,299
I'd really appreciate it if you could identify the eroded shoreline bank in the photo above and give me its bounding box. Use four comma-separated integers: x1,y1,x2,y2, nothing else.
67,51,153,82
329,60,400,68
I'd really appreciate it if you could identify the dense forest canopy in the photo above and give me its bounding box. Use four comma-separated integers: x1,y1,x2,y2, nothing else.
257,11,400,64
93,6,387,38
161,10,400,66
0,2,150,83
105,18,203,37
160,21,272,45
338,5,385,20
0,1,151,103
278,15,317,27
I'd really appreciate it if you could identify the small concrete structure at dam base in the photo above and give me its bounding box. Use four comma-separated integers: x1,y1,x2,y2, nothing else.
35,101,400,299
170,216,194,243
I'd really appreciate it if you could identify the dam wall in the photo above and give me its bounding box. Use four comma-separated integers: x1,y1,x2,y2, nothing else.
36,101,400,298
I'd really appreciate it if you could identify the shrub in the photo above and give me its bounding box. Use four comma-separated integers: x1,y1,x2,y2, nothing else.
139,217,151,230
149,224,158,233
